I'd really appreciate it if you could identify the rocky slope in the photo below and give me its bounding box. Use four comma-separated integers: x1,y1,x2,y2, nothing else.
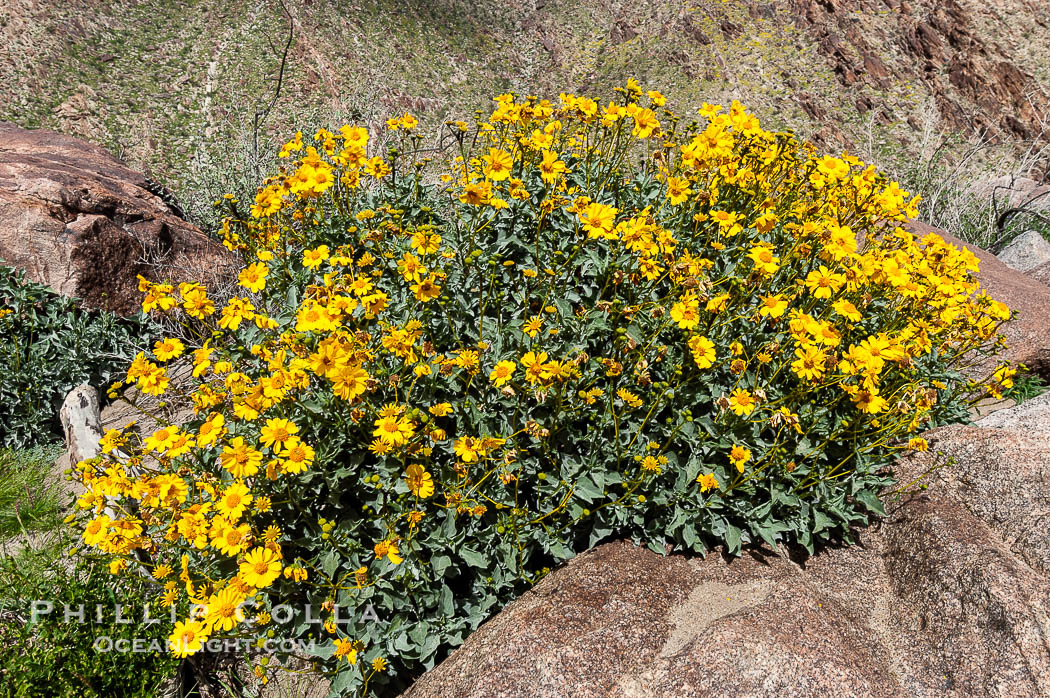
1,0,1047,213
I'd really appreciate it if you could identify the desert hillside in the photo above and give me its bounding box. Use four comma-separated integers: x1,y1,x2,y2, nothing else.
2,0,1048,208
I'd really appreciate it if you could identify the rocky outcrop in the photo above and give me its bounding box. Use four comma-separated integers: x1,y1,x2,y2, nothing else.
788,0,1050,141
0,121,232,315
404,393,1050,698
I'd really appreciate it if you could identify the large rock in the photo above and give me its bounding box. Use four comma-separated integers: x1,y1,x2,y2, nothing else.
997,230,1050,274
0,121,232,314
404,395,1050,698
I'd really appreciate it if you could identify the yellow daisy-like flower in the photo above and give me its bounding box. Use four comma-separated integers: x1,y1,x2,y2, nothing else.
219,437,263,479
758,294,788,319
169,620,208,658
277,437,315,474
481,147,514,181
729,445,752,473
687,335,716,369
373,539,403,565
696,473,720,492
489,360,516,387
670,295,701,330
259,418,299,450
153,337,185,362
239,547,283,589
334,638,357,664
373,414,415,446
302,245,330,269
428,402,453,417
203,585,246,632
404,464,435,498
216,483,253,520
237,262,269,293
727,389,757,416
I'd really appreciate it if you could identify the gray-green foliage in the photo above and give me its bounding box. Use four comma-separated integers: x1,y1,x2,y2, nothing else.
0,265,151,448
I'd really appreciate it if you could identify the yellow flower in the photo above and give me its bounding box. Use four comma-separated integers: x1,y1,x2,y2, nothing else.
145,425,180,453
237,262,269,293
482,148,514,181
522,315,543,338
411,275,442,302
804,265,845,299
212,521,251,556
538,150,568,184
688,335,716,369
217,483,253,519
153,337,185,362
670,294,701,330
578,202,619,239
429,402,453,417
82,514,111,547
489,360,516,387
791,344,827,382
453,436,483,462
373,414,415,446
404,464,434,498
260,418,299,449
239,547,283,588
197,413,227,447
373,539,403,564
169,620,208,658
728,389,757,416
666,176,692,205
277,438,315,474
729,445,752,473
631,107,660,138
747,245,780,276
706,293,730,313
759,294,788,319
218,297,255,330
203,586,245,632
334,638,358,664
697,473,719,492
908,437,929,452
616,388,642,408
302,245,330,270
220,437,263,479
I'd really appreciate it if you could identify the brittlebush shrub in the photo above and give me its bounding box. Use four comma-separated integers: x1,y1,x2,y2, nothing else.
72,83,1011,695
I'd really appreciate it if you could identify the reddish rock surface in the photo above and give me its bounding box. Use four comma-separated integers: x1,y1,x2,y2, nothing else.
404,394,1050,698
0,121,232,314
788,0,1050,141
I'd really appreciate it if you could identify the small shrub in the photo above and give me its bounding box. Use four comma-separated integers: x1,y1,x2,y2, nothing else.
0,536,179,697
72,83,1009,695
0,266,152,448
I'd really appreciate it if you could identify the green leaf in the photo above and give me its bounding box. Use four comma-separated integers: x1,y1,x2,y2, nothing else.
724,524,742,554
459,547,486,568
854,490,886,516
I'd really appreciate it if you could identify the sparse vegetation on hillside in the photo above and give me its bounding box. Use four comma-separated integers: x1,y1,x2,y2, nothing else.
4,0,1048,234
